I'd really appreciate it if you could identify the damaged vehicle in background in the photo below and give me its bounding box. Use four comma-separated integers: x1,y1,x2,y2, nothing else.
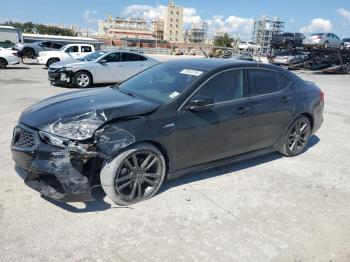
303,33,344,50
271,49,309,66
11,59,324,205
15,41,65,58
48,50,158,88
0,47,20,69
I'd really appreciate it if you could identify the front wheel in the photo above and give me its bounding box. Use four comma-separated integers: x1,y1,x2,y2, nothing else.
74,71,92,88
100,143,166,206
323,41,329,49
46,58,60,68
279,116,312,157
339,43,344,50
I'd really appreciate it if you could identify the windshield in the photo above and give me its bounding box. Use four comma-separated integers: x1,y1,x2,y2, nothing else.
79,51,107,61
118,62,206,104
310,33,325,36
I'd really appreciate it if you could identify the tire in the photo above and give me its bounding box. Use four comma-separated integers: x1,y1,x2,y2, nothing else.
0,58,7,69
73,71,92,88
100,143,166,206
339,43,344,51
323,41,329,49
22,47,35,58
279,116,312,157
46,58,60,68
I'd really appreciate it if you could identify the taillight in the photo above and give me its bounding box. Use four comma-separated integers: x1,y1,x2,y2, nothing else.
320,91,325,101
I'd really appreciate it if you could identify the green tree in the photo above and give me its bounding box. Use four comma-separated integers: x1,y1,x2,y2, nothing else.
214,33,233,47
2,21,77,36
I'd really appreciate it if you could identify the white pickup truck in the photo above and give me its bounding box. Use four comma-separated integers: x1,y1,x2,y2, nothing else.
38,44,95,67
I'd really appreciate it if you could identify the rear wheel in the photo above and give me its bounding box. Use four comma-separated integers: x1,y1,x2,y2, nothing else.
73,71,92,88
280,116,312,157
323,41,329,49
0,58,7,69
46,58,60,68
22,47,35,58
100,143,166,206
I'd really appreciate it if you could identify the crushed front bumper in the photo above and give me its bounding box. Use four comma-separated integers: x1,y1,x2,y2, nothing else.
11,124,97,202
48,69,74,86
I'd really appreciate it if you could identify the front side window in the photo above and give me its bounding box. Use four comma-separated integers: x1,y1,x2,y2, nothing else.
193,69,244,103
104,52,121,62
248,69,280,96
65,46,79,53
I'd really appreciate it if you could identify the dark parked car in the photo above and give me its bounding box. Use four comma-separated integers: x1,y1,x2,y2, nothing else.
15,41,65,58
11,59,324,205
271,32,305,48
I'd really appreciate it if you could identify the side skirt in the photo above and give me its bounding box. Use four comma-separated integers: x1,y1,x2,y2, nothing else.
168,146,277,180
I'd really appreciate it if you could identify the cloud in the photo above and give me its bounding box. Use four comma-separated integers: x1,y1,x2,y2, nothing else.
206,15,253,40
121,4,253,40
122,5,166,20
337,8,350,23
300,18,332,34
83,9,99,23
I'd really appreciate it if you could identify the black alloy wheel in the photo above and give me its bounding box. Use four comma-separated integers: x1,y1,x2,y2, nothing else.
282,116,311,156
100,143,166,206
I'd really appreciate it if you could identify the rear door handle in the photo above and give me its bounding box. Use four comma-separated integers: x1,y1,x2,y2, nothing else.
237,106,250,115
280,96,291,103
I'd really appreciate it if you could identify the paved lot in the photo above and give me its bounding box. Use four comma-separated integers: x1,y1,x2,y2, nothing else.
0,62,350,262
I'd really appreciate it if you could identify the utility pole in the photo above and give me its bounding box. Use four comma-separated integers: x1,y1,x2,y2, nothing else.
155,0,159,48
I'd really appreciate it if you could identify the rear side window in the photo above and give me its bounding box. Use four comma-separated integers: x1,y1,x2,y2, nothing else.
66,46,79,53
278,73,292,90
122,53,145,62
248,69,280,96
193,69,244,103
81,46,92,52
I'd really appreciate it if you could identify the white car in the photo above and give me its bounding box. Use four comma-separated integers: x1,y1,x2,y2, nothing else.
38,44,95,67
238,41,261,50
0,47,21,69
48,50,159,88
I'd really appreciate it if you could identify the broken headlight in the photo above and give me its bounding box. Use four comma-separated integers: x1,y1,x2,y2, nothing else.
39,131,69,148
42,111,107,141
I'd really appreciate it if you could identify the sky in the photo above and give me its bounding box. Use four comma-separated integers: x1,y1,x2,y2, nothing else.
0,0,349,40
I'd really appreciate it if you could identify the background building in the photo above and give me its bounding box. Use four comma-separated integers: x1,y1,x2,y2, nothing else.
98,15,154,40
252,16,285,52
185,22,208,44
163,1,184,43
152,19,164,40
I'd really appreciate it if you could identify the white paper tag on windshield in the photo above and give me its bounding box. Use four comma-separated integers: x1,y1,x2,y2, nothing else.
180,69,203,76
169,91,180,99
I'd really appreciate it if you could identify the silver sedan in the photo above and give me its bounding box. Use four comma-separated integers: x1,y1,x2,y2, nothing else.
303,33,344,50
48,50,159,88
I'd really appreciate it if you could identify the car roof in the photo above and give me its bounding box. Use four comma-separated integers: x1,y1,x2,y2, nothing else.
162,58,255,70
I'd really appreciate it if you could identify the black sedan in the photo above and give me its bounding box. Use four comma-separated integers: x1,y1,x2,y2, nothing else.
11,59,324,205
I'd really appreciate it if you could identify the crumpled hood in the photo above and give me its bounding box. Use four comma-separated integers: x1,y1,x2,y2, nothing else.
19,87,160,130
49,60,90,70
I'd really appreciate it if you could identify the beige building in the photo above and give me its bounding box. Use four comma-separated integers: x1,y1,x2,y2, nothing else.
163,1,184,43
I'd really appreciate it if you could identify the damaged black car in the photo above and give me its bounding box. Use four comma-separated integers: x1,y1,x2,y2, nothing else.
11,59,324,205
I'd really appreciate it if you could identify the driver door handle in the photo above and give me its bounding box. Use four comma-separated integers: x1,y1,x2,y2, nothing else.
280,96,291,103
237,106,250,115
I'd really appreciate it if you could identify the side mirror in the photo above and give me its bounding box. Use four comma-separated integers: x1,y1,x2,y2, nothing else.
186,98,214,112
99,59,107,64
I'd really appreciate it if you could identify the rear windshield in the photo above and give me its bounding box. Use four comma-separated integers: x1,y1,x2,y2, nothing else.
343,38,350,42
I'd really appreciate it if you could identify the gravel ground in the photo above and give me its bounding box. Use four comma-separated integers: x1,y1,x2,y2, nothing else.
0,62,349,262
